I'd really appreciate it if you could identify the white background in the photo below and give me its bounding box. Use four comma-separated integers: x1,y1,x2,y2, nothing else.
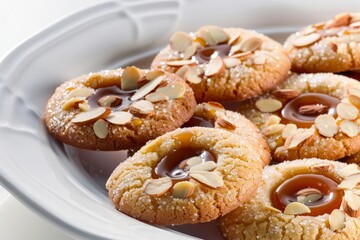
0,1,100,239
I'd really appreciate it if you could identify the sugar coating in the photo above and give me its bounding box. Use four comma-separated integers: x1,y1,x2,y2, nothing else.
106,127,264,225
151,28,291,102
284,28,360,73
44,68,197,150
219,158,360,240
238,73,360,161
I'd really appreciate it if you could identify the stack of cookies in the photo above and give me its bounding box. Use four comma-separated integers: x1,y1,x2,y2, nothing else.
44,12,360,240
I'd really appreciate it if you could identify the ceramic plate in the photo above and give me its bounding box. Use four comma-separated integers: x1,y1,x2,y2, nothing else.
1,0,360,239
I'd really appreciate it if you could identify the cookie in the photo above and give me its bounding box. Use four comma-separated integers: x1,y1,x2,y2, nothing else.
237,73,360,162
183,102,271,166
284,12,360,73
219,158,360,240
151,26,291,102
106,127,264,225
44,67,196,150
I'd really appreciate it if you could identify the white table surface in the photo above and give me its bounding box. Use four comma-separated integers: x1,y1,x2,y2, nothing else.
0,0,101,239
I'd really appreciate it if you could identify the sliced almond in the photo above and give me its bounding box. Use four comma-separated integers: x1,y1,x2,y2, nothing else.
106,111,133,125
98,95,122,107
204,101,225,112
231,51,252,59
329,209,346,231
340,120,359,137
265,115,281,127
204,56,225,77
184,66,203,84
325,13,351,29
215,117,236,131
170,32,192,52
166,60,196,67
287,128,315,149
93,119,108,139
155,82,186,99
190,171,224,189
314,114,338,137
145,70,164,81
62,97,84,111
272,89,301,99
145,92,169,103
67,88,94,99
130,76,164,101
183,44,198,60
296,188,323,204
339,164,360,178
338,173,360,190
179,156,203,171
197,26,228,46
175,65,190,78
349,87,360,108
299,104,328,115
189,161,217,172
293,33,321,47
71,107,111,125
351,13,360,23
145,177,172,196
130,100,154,116
121,66,140,90
172,181,195,199
262,124,285,136
337,103,359,120
239,37,262,52
253,55,267,65
255,98,283,113
283,202,311,215
350,21,360,28
282,124,297,139
264,205,282,213
302,27,317,35
223,57,241,68
342,190,360,217
228,32,241,45
78,101,91,112
310,163,334,172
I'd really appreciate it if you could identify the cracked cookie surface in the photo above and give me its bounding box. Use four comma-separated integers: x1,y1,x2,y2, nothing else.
237,73,360,162
106,127,264,225
44,67,196,150
151,26,291,102
284,12,360,73
219,158,360,240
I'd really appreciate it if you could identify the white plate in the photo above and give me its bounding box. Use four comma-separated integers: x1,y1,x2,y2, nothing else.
1,0,360,239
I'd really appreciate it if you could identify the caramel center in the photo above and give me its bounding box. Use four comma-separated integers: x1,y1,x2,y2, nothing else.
281,93,340,128
87,86,135,110
271,174,343,216
154,147,216,181
182,116,214,128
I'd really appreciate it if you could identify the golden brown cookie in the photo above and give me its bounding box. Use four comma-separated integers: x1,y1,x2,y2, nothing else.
237,73,360,162
151,26,291,102
284,12,360,73
106,127,264,225
219,158,360,240
44,67,196,150
183,102,271,166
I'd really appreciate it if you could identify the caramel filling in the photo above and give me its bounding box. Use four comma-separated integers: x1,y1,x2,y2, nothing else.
271,174,343,216
194,44,231,64
154,147,216,181
182,116,214,128
281,93,340,128
87,86,135,110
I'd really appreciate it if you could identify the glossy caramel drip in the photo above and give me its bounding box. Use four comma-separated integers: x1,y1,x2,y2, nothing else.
154,147,216,181
281,93,340,128
87,86,136,110
340,71,360,81
194,44,231,64
271,174,343,216
182,116,214,128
